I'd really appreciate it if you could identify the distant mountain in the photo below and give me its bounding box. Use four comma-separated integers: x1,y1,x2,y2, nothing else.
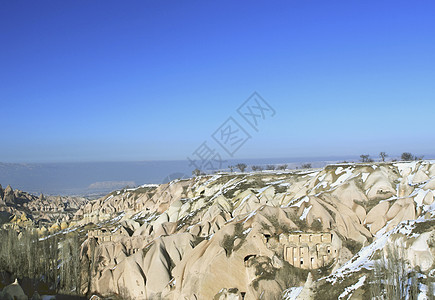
0,158,365,196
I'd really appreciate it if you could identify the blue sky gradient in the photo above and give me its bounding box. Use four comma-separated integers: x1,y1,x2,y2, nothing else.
1,1,434,162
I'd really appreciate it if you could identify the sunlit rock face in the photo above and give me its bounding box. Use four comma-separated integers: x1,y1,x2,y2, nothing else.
38,160,434,299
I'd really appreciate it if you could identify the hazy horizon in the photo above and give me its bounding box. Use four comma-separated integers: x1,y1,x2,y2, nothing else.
1,1,434,195
2,152,434,196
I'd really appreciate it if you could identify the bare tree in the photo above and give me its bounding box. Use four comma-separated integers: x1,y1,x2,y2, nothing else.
192,169,201,176
235,163,247,172
251,165,263,171
0,228,82,296
266,164,276,170
401,152,423,161
370,245,418,300
228,165,234,172
360,154,371,162
379,152,388,162
277,164,288,170
301,163,311,169
401,152,414,161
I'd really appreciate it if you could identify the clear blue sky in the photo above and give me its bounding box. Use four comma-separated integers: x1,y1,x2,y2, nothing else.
1,1,434,162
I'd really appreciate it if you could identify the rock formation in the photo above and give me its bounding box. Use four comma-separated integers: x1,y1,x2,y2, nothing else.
0,185,88,227
3,160,435,299
67,161,435,299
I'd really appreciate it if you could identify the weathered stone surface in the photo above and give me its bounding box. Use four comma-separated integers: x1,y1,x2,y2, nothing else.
14,160,429,300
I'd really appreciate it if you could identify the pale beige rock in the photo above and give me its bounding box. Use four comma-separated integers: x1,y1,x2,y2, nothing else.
353,204,367,224
423,191,434,205
331,181,368,208
407,232,434,271
303,196,334,230
71,161,435,299
412,169,430,184
386,201,416,231
365,202,389,224
369,217,387,234
297,272,314,300
364,168,397,200
386,199,405,220
428,164,435,177
398,177,415,198
423,177,435,190
333,202,371,243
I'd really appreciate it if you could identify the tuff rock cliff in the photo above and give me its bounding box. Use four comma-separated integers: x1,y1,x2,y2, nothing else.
65,160,435,299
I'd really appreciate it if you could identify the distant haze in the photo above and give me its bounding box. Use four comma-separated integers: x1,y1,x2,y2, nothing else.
1,155,433,196
0,157,346,196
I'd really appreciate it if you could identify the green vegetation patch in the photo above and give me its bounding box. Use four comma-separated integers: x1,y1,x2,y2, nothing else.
221,223,245,256
412,219,435,234
274,184,288,194
176,196,214,230
212,174,240,187
314,270,370,300
310,219,323,232
249,257,310,291
355,198,386,213
343,238,363,255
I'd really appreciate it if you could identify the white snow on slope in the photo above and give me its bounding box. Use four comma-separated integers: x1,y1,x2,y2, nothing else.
361,173,370,183
282,286,302,300
338,275,366,300
239,194,252,207
203,174,222,186
414,189,430,207
104,195,114,203
331,167,354,187
300,205,312,220
318,173,326,182
268,179,285,185
313,181,328,190
395,161,418,176
126,184,158,192
335,167,344,175
291,196,310,208
326,219,423,284
257,186,271,194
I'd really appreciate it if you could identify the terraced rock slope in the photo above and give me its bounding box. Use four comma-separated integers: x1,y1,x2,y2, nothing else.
66,160,435,299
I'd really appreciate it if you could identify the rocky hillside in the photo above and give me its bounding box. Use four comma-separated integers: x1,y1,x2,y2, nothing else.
0,184,88,227
58,160,435,299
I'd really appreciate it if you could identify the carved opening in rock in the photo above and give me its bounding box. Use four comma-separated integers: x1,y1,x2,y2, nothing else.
244,254,256,266
244,254,256,262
